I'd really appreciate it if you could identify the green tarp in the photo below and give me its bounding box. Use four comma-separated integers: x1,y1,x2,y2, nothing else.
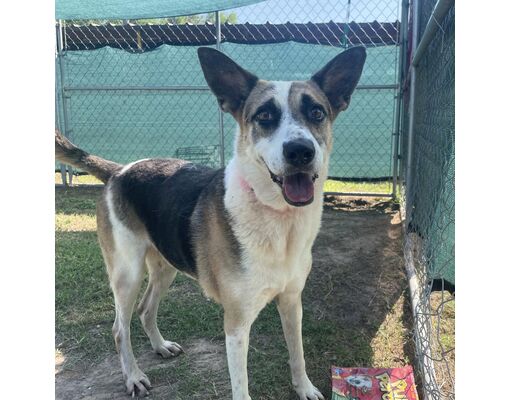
56,42,398,179
56,0,265,20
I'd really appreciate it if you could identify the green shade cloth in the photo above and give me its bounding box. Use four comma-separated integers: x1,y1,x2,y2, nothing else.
56,0,265,20
55,42,398,179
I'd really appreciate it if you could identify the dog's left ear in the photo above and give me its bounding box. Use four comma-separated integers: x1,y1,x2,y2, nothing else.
311,47,366,118
198,47,259,119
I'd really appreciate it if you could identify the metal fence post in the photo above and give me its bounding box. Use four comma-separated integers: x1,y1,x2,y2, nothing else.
216,11,226,168
412,0,454,67
391,0,409,199
405,1,442,399
403,1,455,398
405,0,419,221
397,0,410,196
57,19,72,185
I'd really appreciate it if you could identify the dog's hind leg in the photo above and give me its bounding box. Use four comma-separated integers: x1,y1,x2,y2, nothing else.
99,196,152,396
109,246,152,397
137,247,183,358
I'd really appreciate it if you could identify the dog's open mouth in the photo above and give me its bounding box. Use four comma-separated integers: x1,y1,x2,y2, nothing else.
269,169,318,207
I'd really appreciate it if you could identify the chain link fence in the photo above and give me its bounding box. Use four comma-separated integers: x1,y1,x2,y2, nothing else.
55,0,402,195
400,0,455,398
55,0,456,397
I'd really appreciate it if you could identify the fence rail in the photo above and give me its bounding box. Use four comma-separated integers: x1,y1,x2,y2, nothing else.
59,21,400,50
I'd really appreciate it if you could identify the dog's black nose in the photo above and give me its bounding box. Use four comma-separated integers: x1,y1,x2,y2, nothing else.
283,138,316,167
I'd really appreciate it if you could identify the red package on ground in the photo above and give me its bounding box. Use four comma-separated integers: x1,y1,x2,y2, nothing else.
331,365,419,400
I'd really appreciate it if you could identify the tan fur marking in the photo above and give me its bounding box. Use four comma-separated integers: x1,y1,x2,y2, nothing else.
289,81,334,151
236,80,276,154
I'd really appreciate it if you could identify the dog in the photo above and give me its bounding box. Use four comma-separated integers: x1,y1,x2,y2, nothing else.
55,46,366,400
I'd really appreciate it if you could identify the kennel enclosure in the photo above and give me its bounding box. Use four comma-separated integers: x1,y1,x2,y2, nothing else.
55,1,455,398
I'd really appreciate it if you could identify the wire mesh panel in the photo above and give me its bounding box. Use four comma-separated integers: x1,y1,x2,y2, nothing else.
400,1,455,398
53,1,458,396
56,27,220,165
56,0,402,194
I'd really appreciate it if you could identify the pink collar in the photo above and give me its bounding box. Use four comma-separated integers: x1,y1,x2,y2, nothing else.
238,174,254,193
236,172,295,214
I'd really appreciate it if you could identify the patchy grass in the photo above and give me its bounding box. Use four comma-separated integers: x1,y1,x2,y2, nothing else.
56,187,414,399
434,295,455,351
370,293,413,367
55,172,102,185
323,179,391,195
429,292,455,397
55,172,392,195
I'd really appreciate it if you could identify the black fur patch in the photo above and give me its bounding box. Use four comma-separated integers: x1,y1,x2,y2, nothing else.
118,160,225,277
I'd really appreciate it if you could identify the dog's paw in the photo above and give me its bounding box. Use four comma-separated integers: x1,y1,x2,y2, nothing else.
126,370,151,398
154,340,184,358
294,379,324,400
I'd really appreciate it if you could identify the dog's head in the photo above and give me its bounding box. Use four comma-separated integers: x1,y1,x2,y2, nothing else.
198,47,366,208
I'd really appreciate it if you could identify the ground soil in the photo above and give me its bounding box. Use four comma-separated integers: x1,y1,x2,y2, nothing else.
56,194,413,399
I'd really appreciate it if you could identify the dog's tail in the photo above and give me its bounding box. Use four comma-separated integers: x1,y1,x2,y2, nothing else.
55,130,121,183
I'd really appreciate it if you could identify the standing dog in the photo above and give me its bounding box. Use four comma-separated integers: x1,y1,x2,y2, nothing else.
55,46,366,399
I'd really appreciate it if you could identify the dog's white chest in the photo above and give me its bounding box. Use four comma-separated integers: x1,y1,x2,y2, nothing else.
231,198,321,296
223,158,324,302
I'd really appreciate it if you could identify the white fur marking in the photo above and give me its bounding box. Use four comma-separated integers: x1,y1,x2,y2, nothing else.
226,80,330,210
119,158,150,175
105,185,148,266
225,329,250,400
254,81,324,177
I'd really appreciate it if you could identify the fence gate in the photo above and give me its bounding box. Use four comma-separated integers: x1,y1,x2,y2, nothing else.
56,0,402,197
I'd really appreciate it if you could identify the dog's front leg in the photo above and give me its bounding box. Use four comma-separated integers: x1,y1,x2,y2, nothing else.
225,326,251,400
276,291,324,400
224,307,258,400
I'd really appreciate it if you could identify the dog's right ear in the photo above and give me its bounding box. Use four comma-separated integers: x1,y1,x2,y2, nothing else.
198,47,258,118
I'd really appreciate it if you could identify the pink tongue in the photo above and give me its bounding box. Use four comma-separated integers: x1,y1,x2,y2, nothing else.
283,173,314,204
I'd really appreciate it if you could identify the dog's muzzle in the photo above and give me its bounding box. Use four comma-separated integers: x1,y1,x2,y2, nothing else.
266,164,319,207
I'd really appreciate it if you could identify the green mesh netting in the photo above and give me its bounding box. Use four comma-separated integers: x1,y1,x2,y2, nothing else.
56,0,265,20
56,42,398,179
403,3,455,287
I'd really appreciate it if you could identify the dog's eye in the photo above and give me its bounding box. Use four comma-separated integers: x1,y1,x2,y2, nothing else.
309,107,325,122
255,111,275,124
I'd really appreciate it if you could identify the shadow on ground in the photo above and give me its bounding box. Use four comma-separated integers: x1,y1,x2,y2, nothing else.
56,188,413,400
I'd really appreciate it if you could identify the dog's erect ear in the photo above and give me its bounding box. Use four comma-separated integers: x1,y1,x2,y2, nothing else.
311,47,366,117
198,47,259,117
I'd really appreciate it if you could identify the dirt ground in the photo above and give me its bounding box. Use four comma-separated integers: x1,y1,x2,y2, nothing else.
56,192,413,399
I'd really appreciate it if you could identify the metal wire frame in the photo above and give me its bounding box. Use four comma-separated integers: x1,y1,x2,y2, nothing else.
400,0,455,398
57,19,72,185
56,13,226,181
55,1,403,196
